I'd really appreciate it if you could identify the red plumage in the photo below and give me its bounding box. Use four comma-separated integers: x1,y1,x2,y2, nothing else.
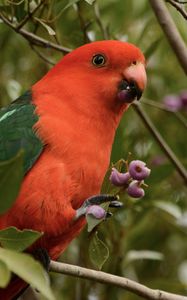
0,40,146,299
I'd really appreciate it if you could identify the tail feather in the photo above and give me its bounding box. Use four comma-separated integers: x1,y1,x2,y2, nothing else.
0,276,28,300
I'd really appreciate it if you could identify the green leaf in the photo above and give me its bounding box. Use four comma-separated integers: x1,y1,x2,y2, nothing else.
0,227,43,252
6,79,22,100
89,232,109,270
125,250,164,263
86,214,104,233
178,261,187,285
86,201,111,233
0,247,55,300
144,37,162,61
0,260,11,288
0,5,11,13
0,150,24,214
154,201,182,219
62,0,80,12
14,1,27,22
136,17,155,44
84,0,95,4
34,18,56,35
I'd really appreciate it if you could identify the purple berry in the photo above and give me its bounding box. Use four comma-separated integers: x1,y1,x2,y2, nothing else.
117,90,134,103
127,181,145,198
109,168,130,186
86,205,106,219
180,91,187,110
128,160,151,180
163,95,182,112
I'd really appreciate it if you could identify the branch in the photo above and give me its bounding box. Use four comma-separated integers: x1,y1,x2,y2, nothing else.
0,12,72,54
94,1,109,40
16,0,45,30
141,98,187,129
76,2,91,43
133,103,187,184
49,260,187,300
149,0,187,75
166,0,187,20
174,1,187,5
29,43,55,65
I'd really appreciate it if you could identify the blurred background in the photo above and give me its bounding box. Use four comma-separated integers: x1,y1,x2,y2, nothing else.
0,0,187,299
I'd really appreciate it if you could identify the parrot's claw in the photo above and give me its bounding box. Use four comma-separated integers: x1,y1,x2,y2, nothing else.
33,248,51,272
106,211,113,218
74,194,122,220
109,200,123,208
85,194,119,206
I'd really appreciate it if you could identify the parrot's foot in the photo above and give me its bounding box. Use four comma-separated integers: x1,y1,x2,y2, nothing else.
33,248,51,271
74,194,123,220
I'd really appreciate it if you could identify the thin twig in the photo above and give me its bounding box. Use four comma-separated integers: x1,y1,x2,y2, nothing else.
166,0,187,20
16,0,45,30
174,1,187,4
33,3,46,34
7,0,24,5
149,0,187,75
49,261,187,300
142,98,176,111
175,111,187,128
27,0,31,15
94,1,109,40
29,43,55,65
141,98,187,129
76,2,91,43
0,12,71,54
133,103,187,184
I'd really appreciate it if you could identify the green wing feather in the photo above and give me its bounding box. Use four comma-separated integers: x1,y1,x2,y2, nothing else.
0,91,43,174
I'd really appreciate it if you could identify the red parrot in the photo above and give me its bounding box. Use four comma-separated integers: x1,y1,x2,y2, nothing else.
0,40,147,299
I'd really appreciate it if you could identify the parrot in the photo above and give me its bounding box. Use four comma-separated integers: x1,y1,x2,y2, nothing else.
0,40,147,299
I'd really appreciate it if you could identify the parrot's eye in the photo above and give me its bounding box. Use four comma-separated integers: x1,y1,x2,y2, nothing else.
92,54,106,67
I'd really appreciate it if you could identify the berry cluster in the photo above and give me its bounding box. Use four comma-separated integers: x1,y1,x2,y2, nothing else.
163,91,187,112
110,160,151,198
85,159,151,221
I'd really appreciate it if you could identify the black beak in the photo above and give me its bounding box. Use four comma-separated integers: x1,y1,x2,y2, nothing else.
118,80,143,103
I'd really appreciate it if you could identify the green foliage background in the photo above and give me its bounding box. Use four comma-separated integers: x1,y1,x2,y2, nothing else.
0,0,187,299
